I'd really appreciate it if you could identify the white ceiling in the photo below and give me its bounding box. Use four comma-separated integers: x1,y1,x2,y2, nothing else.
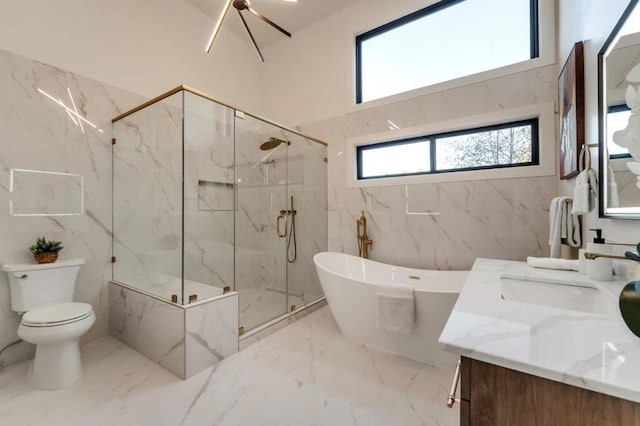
186,0,359,50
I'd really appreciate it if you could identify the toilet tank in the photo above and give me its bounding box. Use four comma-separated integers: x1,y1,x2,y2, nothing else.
2,258,85,313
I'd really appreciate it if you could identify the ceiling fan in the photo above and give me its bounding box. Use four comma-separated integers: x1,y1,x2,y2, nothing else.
205,0,295,62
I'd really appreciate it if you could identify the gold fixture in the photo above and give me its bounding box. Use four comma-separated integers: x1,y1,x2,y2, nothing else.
205,0,233,54
239,326,245,336
111,85,327,147
171,294,178,303
205,0,293,62
447,359,462,408
357,211,373,259
277,210,288,238
188,294,198,303
409,275,420,280
583,252,627,260
223,286,231,294
290,305,296,312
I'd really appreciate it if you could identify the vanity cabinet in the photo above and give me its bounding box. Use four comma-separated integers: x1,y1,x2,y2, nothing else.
459,357,640,426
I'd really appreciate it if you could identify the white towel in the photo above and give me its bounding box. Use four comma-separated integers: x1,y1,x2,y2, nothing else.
571,169,598,215
527,256,579,271
376,283,415,334
549,196,581,258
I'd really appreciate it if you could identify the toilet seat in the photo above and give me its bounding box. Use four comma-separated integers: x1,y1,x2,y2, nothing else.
22,302,93,327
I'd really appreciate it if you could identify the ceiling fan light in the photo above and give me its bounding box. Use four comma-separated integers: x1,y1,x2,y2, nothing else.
205,0,233,53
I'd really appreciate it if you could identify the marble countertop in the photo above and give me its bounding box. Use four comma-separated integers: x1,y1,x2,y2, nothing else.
438,258,640,403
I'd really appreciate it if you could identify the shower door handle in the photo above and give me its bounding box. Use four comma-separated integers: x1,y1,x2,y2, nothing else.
277,212,288,238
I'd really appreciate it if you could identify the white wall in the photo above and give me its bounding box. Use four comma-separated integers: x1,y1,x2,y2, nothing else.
0,0,264,114
558,0,640,245
261,0,435,125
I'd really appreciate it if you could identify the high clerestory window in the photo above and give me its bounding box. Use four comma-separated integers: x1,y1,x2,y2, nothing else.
357,119,539,180
355,0,540,103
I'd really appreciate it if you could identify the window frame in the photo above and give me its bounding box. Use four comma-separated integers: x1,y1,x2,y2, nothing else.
346,103,555,188
356,119,539,181
355,0,540,104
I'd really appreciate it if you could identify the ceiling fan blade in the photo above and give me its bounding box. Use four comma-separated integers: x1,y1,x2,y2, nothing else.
205,0,233,53
236,10,265,62
246,6,292,38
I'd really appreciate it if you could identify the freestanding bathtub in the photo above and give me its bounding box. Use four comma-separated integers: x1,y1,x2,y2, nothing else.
313,252,468,368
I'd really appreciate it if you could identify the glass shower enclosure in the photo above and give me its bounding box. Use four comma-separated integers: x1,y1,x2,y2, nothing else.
112,86,327,333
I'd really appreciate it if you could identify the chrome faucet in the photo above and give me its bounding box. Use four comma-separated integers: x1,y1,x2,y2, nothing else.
357,211,373,259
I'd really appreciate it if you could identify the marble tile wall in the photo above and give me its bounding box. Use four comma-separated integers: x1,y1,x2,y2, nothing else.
109,282,239,379
0,48,144,367
109,283,185,377
185,293,238,378
300,65,560,270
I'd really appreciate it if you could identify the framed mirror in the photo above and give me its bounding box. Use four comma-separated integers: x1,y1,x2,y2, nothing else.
599,0,640,219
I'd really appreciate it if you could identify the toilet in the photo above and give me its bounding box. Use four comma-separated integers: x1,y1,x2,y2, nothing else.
2,258,95,390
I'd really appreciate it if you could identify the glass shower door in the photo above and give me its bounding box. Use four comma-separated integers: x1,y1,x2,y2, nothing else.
234,113,289,331
286,134,328,307
112,92,184,303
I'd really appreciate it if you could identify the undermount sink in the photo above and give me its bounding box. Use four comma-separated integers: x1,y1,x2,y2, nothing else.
500,274,611,315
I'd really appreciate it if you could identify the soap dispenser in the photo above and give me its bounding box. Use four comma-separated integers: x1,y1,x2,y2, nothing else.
587,228,607,253
585,228,613,281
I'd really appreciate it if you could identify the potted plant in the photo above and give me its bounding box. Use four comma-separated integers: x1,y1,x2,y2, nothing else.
29,237,63,264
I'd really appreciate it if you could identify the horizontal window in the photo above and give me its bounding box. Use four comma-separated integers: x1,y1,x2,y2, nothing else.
356,0,539,104
356,119,539,180
607,104,632,159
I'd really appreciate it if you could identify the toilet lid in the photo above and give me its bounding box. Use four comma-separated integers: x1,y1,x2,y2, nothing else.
22,302,93,327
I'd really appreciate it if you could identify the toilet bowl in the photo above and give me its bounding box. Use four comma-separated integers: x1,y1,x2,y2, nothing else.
2,258,95,390
18,302,95,389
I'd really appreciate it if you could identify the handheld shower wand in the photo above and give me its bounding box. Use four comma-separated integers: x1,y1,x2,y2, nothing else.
287,196,297,264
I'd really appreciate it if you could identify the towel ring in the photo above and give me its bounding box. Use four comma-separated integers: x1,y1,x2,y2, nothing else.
579,144,592,172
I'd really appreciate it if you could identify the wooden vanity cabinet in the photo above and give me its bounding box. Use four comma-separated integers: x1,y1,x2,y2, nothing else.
459,356,640,426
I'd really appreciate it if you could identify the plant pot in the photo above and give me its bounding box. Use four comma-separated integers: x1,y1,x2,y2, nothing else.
34,252,58,264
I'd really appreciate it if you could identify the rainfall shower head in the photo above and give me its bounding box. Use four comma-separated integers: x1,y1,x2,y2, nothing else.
259,137,289,151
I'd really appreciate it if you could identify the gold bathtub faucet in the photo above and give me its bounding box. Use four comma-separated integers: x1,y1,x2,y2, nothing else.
357,211,373,259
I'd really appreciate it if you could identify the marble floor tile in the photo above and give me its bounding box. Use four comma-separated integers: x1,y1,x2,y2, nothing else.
0,307,458,426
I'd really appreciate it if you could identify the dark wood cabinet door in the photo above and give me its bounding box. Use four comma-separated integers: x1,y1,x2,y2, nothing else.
462,357,640,426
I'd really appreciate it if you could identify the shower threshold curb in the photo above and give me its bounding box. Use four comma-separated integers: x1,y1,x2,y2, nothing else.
239,297,327,350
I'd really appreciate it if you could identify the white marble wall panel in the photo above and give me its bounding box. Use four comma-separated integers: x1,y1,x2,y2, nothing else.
185,293,238,378
300,65,559,270
0,48,144,367
109,283,186,378
110,282,240,379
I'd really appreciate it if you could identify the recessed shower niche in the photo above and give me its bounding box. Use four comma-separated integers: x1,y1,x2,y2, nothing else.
10,169,84,216
109,86,327,377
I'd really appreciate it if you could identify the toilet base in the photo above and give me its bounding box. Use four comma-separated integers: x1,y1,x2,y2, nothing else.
29,339,83,390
